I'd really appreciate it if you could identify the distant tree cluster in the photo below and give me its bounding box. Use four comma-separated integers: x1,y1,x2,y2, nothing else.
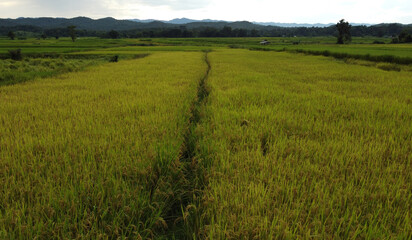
392,29,412,43
7,31,15,40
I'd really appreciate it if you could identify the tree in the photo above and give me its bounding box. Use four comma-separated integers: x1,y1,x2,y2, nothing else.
41,33,47,40
336,19,351,44
68,25,77,42
398,29,412,43
108,30,119,39
8,31,15,40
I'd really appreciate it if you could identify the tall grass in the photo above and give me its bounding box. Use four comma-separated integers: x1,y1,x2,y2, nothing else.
195,49,412,239
0,54,148,86
0,58,99,86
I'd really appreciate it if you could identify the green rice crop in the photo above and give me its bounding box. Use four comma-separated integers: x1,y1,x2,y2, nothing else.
82,46,218,54
0,37,143,54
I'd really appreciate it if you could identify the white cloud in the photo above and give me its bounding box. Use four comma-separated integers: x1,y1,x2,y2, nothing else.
0,0,411,23
0,1,21,7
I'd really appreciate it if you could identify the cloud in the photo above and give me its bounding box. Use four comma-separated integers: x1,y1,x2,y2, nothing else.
0,0,411,23
0,1,21,7
0,0,114,18
134,0,210,10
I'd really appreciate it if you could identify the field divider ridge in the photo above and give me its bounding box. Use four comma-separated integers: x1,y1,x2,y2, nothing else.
152,50,212,238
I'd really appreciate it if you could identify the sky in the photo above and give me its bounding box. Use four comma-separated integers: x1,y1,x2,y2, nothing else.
0,0,411,24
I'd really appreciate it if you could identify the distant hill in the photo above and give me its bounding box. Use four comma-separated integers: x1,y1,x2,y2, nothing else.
0,17,173,31
182,20,269,30
130,18,227,25
129,18,375,28
0,17,279,31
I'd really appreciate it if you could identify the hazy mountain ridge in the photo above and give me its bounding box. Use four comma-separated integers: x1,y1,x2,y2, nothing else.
131,18,373,27
0,17,290,32
130,18,222,24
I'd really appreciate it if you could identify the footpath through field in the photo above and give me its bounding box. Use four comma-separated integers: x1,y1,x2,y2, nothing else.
0,51,207,238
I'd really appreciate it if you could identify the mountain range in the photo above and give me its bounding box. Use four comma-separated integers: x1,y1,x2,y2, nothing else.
0,17,383,32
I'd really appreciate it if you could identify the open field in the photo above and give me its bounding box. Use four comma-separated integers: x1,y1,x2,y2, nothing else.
0,37,411,239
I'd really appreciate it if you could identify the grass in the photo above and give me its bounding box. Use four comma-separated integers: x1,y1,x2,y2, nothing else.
0,57,102,86
0,50,148,86
194,49,412,239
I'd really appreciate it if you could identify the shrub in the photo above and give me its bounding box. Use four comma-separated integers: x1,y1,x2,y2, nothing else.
228,44,242,49
322,50,331,57
8,49,22,61
377,63,401,72
391,37,399,44
109,55,119,62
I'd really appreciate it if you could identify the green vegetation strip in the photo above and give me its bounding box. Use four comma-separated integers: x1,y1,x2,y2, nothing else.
194,49,411,239
0,52,205,239
0,54,148,86
290,48,412,65
248,46,412,65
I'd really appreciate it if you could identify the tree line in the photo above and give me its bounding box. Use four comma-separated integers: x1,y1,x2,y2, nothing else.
1,22,411,40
